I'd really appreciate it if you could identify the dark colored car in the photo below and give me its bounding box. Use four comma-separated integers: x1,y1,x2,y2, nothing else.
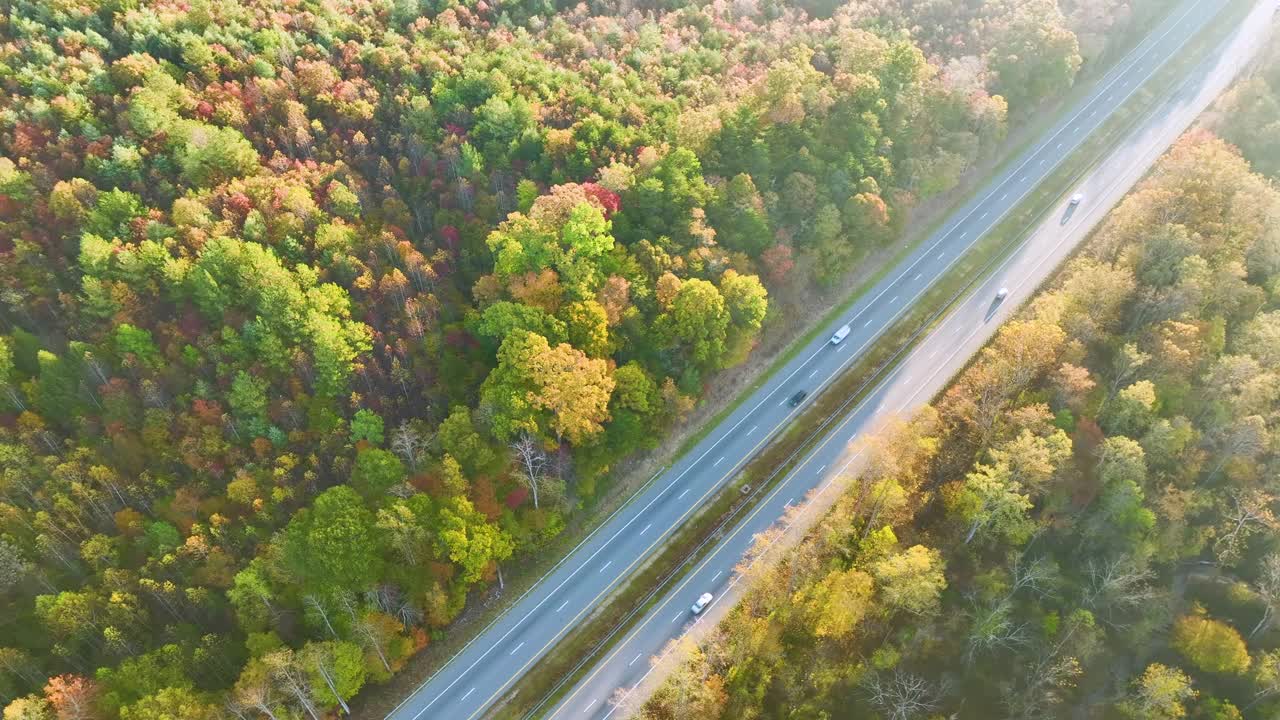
789,390,807,407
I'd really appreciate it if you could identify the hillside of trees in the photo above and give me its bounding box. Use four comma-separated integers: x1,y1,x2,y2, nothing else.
0,0,1159,716
635,65,1280,720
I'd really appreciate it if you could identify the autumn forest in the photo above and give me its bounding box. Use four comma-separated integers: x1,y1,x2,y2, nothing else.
0,0,1176,717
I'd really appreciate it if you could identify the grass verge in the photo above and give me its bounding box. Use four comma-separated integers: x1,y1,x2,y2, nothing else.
496,2,1255,717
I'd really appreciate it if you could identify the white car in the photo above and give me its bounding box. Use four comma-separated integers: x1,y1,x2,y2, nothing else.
691,592,713,614
996,287,1009,300
1069,192,1084,206
830,324,851,345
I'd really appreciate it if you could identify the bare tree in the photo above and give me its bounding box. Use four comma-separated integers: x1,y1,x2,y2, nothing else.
224,699,255,720
335,590,361,622
1001,653,1082,720
306,643,353,716
369,585,423,628
510,433,548,509
1082,556,1158,629
229,676,283,720
864,672,946,720
1008,555,1060,601
1,379,25,412
1208,415,1270,481
303,594,338,638
1213,488,1277,565
1247,649,1280,710
1252,554,1280,639
1001,608,1094,719
266,650,321,720
352,614,393,673
390,422,424,471
964,598,1029,662
1102,343,1150,407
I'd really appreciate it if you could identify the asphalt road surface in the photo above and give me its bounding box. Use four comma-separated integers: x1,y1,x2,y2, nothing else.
384,0,1267,717
545,1,1277,718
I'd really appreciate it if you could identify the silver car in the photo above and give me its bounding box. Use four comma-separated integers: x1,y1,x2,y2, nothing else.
691,592,713,614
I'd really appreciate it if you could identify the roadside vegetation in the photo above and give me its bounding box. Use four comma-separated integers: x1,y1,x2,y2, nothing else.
0,0,1172,716
634,45,1280,720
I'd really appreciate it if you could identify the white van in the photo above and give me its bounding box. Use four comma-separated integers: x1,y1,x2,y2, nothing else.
830,324,851,345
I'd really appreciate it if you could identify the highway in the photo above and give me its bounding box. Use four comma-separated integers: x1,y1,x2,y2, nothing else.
545,0,1277,717
383,0,1265,717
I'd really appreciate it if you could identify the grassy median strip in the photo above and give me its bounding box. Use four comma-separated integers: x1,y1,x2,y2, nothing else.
496,3,1255,717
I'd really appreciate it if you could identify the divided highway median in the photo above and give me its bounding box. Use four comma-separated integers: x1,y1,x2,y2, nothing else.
494,1,1260,717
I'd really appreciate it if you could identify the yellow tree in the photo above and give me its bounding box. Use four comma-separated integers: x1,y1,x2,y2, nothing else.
1119,663,1196,720
802,566,874,640
871,545,947,617
480,330,615,446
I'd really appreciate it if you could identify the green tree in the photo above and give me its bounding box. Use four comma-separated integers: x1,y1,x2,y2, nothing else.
376,496,434,567
114,324,160,368
656,279,730,371
282,486,384,593
487,197,614,298
120,687,218,720
950,461,1034,546
34,591,98,647
83,188,145,240
436,496,514,586
350,409,385,446
96,645,191,714
33,350,80,431
1103,380,1158,437
144,521,180,559
227,561,276,632
350,448,406,499
562,300,611,358
177,124,259,187
300,641,367,714
986,0,1082,109
472,301,567,348
437,406,497,476
615,148,712,248
228,371,270,438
